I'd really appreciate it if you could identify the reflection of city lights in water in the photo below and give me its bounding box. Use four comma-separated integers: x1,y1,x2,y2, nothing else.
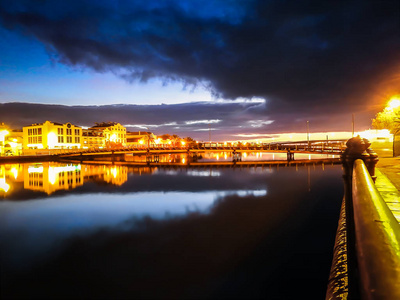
11,167,18,179
28,166,44,173
182,158,186,164
48,167,57,185
111,167,118,178
186,170,221,177
0,177,10,193
224,153,228,160
243,153,247,158
216,155,219,160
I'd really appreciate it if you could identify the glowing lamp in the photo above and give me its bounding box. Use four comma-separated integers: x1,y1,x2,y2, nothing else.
0,130,9,138
388,98,400,110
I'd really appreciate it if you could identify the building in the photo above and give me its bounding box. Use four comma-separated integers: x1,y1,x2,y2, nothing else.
126,131,157,147
82,130,104,149
0,123,10,155
87,122,126,148
24,162,83,195
0,123,23,156
22,121,82,150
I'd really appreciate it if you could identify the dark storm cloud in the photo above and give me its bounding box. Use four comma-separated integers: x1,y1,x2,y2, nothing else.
0,102,371,140
1,0,399,114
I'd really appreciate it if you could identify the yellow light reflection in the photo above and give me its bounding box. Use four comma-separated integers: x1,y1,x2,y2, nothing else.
11,167,18,179
182,158,186,164
0,178,10,193
111,167,118,178
48,167,57,185
28,166,44,173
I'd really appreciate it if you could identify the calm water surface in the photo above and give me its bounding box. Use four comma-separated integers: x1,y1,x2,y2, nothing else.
0,155,343,299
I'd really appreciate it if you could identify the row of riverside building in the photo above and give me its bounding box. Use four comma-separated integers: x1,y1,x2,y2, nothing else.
0,120,167,156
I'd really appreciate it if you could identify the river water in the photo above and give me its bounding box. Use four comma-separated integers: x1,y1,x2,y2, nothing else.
0,153,343,299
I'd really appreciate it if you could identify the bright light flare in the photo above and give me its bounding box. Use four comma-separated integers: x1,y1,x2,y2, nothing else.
47,132,57,149
387,97,400,110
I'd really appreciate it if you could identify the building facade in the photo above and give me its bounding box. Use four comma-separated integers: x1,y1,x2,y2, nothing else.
126,131,156,147
87,122,126,148
82,130,104,149
23,121,82,150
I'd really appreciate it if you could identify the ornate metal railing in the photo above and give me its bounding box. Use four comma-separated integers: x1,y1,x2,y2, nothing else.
327,136,400,299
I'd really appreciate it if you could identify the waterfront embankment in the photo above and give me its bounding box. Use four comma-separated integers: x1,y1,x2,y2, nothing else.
372,141,400,223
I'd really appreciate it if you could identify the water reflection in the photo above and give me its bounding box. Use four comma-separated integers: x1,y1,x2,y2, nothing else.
0,163,130,197
0,161,343,299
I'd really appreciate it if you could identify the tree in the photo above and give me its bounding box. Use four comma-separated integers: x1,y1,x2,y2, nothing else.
372,98,400,133
160,134,171,140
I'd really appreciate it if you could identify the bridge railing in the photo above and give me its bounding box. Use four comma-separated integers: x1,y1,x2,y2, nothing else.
351,159,400,299
327,136,400,300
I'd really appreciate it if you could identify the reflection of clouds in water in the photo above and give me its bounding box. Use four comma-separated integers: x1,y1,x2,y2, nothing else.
237,190,267,197
0,189,266,270
162,170,221,177
186,170,221,177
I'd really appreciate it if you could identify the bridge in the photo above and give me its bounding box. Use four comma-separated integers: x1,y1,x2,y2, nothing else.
53,139,346,161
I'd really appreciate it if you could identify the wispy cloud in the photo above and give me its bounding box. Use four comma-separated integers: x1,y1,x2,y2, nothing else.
185,119,221,125
247,120,274,128
194,128,219,131
124,122,178,129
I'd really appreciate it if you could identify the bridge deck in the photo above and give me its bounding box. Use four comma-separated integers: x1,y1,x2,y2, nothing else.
59,147,343,158
59,157,341,167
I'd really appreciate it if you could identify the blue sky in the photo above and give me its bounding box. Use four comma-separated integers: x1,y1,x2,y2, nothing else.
0,26,213,105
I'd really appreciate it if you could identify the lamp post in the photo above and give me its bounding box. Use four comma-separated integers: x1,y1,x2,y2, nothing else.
208,123,211,143
306,121,310,150
144,127,150,149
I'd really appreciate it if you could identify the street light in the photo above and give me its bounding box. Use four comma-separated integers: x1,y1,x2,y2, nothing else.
306,121,310,150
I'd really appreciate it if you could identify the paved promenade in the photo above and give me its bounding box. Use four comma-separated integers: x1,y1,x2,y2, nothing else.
371,141,400,223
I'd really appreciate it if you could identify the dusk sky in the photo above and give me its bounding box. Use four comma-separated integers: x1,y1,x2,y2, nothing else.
0,0,399,140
